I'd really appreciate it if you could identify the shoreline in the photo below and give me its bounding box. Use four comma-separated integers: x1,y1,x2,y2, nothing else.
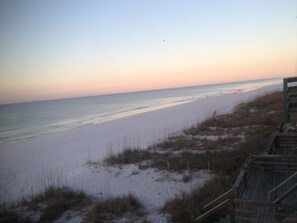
0,79,282,145
0,83,282,147
0,84,282,205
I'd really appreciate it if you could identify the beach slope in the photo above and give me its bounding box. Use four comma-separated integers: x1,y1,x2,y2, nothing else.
0,85,281,210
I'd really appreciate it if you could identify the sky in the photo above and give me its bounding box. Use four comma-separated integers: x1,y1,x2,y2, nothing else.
0,0,296,104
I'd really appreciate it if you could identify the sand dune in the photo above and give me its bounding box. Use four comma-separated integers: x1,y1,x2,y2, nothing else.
0,84,282,221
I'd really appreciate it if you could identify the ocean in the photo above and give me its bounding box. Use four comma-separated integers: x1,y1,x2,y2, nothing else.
0,78,282,144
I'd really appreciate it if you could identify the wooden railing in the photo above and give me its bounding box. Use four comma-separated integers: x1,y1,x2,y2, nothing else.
251,155,297,171
234,199,297,223
273,183,297,204
194,159,297,222
265,133,297,155
283,76,297,122
195,154,254,223
268,171,297,205
194,113,297,222
194,189,234,223
234,154,253,198
264,133,277,154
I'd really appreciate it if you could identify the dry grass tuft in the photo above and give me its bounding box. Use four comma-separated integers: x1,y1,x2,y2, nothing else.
161,176,232,223
0,207,31,223
84,194,143,222
2,189,144,223
23,186,91,223
105,148,153,165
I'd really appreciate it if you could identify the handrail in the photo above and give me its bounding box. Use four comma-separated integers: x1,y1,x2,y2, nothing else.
273,183,297,204
265,133,276,154
234,154,252,188
234,199,297,223
262,133,297,154
253,154,295,159
202,188,233,211
234,154,253,197
194,188,233,223
284,77,297,122
285,76,297,83
269,171,297,195
234,199,297,209
195,199,230,223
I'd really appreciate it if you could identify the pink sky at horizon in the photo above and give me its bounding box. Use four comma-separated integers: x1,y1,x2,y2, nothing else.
0,72,293,104
0,0,296,104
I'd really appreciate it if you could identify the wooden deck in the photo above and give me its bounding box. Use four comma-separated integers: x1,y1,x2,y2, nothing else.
196,129,297,223
195,132,297,223
234,166,297,222
239,168,293,202
283,76,297,123
195,77,297,223
234,131,297,223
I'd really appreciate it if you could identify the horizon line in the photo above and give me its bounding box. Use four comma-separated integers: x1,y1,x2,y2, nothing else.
0,76,286,106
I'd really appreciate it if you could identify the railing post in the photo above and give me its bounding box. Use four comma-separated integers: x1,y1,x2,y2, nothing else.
230,186,236,223
283,78,288,122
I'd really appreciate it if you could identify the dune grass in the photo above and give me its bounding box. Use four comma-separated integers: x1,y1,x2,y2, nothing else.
1,187,144,223
29,187,91,223
105,92,282,173
160,126,277,222
105,148,153,166
161,176,232,223
0,207,31,223
161,91,283,223
1,186,92,223
84,194,144,223
104,91,283,222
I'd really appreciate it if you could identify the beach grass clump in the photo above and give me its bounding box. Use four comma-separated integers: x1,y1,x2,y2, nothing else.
23,186,91,223
104,126,276,175
188,91,282,133
162,176,232,223
152,135,198,150
193,117,218,132
105,148,153,165
84,194,143,222
0,207,31,223
182,174,192,183
152,150,240,176
104,128,279,175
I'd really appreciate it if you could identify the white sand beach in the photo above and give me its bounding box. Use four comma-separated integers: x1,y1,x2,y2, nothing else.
0,84,282,221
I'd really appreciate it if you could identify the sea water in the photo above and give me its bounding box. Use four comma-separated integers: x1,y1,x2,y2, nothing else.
0,78,282,144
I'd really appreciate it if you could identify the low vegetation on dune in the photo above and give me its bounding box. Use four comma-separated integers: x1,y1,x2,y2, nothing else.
0,187,143,223
0,207,31,223
106,92,282,172
26,186,91,223
105,91,283,222
162,91,283,223
161,176,232,223
1,92,283,223
84,193,144,223
0,187,91,223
